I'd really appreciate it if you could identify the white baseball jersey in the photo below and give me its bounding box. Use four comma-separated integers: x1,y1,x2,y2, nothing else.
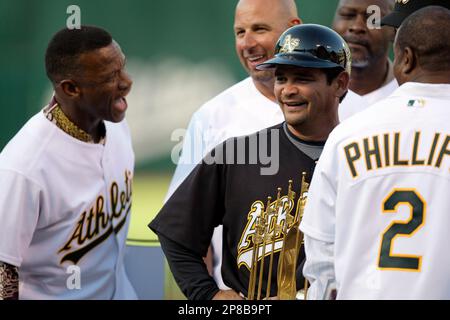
300,82,450,299
0,111,137,299
339,78,398,121
165,76,363,290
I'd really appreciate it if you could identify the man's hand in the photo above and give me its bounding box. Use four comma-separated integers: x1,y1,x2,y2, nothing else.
212,289,243,300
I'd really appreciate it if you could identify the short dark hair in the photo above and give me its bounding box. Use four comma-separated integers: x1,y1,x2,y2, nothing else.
45,25,113,83
396,6,450,72
323,67,344,85
323,67,347,103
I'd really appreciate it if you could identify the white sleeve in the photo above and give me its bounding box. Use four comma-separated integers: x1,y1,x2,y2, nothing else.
300,133,340,299
0,170,41,267
164,112,207,202
300,135,338,242
303,235,336,300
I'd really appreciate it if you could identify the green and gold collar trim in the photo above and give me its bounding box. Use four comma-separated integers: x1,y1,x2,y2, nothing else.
44,103,105,144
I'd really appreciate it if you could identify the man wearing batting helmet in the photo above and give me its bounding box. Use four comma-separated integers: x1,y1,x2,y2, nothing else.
150,23,351,300
164,0,363,292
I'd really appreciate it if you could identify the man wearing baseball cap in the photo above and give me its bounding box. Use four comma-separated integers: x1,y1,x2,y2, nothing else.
381,0,450,28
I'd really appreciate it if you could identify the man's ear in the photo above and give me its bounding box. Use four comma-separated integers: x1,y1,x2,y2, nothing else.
289,17,302,27
59,80,80,98
401,47,416,75
334,71,350,99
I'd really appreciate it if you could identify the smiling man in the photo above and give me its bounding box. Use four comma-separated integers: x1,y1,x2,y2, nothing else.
259,24,350,143
0,26,136,299
150,24,350,300
164,0,301,292
333,0,398,119
164,0,362,293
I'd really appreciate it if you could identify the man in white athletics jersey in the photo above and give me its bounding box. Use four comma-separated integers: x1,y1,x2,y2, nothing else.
300,6,450,299
0,26,136,299
165,0,363,294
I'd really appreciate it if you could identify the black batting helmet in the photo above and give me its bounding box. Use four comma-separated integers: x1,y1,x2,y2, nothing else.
257,24,351,74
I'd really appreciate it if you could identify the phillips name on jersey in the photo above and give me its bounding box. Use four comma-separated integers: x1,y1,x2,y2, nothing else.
343,130,449,179
300,82,450,299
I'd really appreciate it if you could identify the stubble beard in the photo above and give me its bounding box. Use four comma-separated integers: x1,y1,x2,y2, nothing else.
250,69,274,83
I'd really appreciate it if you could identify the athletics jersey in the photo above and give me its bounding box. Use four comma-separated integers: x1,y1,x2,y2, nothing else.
165,77,363,290
339,78,399,120
151,123,323,297
338,60,399,121
301,82,450,299
165,77,283,290
0,111,136,299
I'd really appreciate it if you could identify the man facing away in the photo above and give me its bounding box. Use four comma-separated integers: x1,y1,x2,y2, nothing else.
301,6,450,299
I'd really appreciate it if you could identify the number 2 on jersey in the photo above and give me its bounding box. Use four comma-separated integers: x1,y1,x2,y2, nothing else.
378,189,425,271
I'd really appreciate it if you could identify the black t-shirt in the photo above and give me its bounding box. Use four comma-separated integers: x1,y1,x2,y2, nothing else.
149,122,322,299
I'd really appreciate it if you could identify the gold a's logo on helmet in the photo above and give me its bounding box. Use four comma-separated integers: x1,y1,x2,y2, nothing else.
395,0,410,4
279,35,300,54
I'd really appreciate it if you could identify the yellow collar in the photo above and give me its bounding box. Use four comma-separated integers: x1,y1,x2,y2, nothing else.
44,104,105,144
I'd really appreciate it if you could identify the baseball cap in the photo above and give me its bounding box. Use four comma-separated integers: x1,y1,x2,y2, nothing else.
381,0,450,28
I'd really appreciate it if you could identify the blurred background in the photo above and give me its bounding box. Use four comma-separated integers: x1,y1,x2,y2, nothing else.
0,0,340,299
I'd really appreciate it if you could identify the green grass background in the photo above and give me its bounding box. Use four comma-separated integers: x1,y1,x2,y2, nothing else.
127,172,186,299
127,173,170,247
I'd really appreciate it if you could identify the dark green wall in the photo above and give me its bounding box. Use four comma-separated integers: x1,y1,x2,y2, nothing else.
0,0,339,150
